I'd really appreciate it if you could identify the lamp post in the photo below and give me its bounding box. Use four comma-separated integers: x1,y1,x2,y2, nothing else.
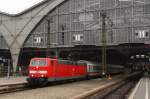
46,17,59,58
101,10,107,76
46,18,53,58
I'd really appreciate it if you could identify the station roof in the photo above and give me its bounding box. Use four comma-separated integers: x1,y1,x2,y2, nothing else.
0,0,49,17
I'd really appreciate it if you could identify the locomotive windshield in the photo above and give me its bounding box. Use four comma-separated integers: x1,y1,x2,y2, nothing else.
30,60,47,66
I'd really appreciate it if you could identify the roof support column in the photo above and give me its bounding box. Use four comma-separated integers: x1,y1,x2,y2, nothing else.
10,48,20,73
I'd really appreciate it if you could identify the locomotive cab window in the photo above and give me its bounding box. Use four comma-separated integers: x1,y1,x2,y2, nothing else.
30,60,47,66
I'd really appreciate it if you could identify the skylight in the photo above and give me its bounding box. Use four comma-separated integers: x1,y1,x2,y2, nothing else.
0,0,44,14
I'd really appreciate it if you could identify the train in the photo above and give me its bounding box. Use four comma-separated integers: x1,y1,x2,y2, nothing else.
27,58,124,86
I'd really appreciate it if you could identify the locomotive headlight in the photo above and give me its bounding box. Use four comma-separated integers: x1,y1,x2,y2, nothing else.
29,70,37,74
41,75,44,77
38,70,47,74
31,74,34,77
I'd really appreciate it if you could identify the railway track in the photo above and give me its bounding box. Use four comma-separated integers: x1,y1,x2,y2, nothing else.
0,83,28,94
0,72,143,98
99,80,137,99
102,72,143,99
104,82,135,99
72,72,143,99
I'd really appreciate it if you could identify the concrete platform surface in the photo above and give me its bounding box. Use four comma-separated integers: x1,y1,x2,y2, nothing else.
0,77,27,86
0,75,123,99
128,76,150,99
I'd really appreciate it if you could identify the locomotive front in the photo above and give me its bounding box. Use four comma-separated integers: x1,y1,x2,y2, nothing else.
27,58,50,86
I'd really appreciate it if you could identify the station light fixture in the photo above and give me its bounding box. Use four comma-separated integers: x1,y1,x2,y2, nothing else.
130,56,134,59
0,57,2,61
141,55,145,58
136,55,140,58
146,56,149,58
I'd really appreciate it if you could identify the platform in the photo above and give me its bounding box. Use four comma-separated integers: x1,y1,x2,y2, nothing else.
0,76,27,87
128,76,150,99
0,74,126,99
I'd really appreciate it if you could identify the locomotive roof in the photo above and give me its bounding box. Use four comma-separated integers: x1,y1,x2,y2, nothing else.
31,57,51,60
77,60,99,65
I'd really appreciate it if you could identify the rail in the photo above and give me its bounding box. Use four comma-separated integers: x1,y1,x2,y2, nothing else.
71,71,143,99
0,82,28,94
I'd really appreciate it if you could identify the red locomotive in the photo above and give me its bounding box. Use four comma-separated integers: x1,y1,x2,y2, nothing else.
27,58,88,86
27,58,124,86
